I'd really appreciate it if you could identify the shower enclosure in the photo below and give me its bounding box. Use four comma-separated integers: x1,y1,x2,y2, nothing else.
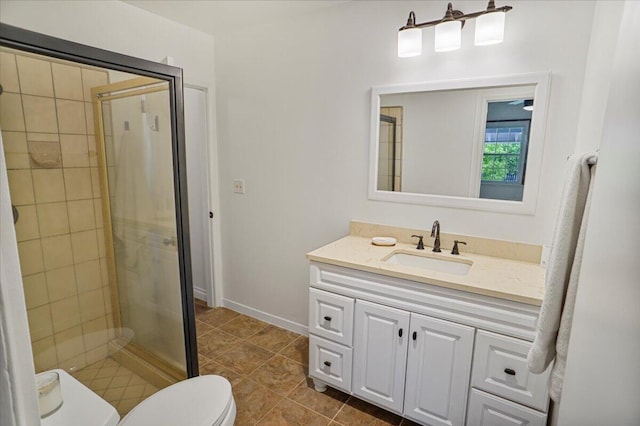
93,77,186,374
0,24,197,415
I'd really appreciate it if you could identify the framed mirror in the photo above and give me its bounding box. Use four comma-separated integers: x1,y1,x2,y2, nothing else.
369,73,551,214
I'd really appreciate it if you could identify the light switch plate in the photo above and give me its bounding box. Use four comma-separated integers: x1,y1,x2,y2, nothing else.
233,179,245,194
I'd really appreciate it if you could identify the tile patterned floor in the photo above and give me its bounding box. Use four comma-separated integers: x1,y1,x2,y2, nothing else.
71,357,158,416
195,304,420,425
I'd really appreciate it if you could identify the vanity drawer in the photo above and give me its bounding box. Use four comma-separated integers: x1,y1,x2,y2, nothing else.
471,330,550,412
467,388,547,426
309,334,352,393
309,288,354,346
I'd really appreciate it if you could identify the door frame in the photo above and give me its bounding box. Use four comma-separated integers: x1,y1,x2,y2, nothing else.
0,23,199,377
184,84,215,306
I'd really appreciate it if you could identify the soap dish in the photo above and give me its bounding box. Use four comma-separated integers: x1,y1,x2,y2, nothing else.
372,237,396,246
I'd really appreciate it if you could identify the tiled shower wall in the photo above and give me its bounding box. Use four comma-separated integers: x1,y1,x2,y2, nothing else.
378,106,403,191
0,49,115,373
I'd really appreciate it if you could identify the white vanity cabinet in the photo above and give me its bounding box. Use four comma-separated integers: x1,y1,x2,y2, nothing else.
308,261,551,426
404,313,474,426
466,331,550,426
352,300,410,413
308,287,354,392
350,300,476,425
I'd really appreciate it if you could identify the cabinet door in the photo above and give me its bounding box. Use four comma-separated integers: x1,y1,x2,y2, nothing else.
404,313,474,426
467,389,547,426
352,300,410,414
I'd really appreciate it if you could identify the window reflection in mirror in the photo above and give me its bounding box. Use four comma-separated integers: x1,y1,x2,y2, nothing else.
480,100,532,201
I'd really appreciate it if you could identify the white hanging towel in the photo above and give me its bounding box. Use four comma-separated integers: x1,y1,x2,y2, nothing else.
0,127,41,425
527,151,598,402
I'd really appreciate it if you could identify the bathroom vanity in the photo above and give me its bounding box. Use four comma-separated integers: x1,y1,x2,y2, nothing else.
307,222,550,426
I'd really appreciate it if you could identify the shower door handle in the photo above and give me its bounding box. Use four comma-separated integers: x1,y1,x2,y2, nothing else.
12,204,19,224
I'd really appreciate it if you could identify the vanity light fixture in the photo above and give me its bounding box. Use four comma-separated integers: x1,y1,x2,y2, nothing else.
397,0,512,57
398,12,423,58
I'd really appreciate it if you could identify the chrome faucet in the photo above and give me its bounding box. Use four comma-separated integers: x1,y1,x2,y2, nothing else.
431,220,441,252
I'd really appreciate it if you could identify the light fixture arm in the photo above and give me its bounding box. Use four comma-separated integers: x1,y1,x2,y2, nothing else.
404,11,417,28
399,1,512,31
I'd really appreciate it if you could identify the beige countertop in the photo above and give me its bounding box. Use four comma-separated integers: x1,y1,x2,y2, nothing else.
307,235,545,306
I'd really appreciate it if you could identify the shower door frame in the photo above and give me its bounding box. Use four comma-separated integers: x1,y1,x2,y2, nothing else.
0,23,199,377
93,77,187,381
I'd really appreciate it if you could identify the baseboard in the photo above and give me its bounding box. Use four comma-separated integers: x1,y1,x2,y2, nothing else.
193,286,207,302
222,299,308,336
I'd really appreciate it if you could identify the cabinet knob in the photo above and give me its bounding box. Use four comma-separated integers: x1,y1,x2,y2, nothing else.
323,361,332,367
412,331,417,340
504,368,516,376
323,316,332,321
398,328,403,337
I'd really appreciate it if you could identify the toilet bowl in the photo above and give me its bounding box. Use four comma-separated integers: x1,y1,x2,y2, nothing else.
39,370,235,426
119,375,236,426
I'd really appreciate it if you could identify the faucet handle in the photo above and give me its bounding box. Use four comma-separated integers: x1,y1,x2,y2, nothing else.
451,240,467,255
411,235,425,250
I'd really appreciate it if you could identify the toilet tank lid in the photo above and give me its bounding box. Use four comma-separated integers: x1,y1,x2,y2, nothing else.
118,375,233,426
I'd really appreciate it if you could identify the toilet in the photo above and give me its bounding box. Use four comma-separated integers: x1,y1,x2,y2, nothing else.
119,375,236,426
40,369,236,426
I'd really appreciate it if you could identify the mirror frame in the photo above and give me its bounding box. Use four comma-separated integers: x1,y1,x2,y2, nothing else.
368,72,551,215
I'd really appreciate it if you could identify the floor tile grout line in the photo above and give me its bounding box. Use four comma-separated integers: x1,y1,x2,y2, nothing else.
251,377,312,425
215,322,269,342
282,381,348,423
330,396,350,424
206,326,307,424
202,329,277,378
204,328,305,378
198,309,305,357
210,318,399,425
195,312,241,330
274,390,337,425
198,332,255,362
252,393,283,425
198,307,412,425
276,334,305,356
196,308,334,422
330,398,349,424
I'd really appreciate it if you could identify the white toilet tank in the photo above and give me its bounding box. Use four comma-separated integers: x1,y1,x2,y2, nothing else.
40,369,119,426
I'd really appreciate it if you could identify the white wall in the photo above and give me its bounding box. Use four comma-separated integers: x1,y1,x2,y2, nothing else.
557,1,640,423
0,0,224,305
215,0,596,326
381,90,476,197
573,1,625,153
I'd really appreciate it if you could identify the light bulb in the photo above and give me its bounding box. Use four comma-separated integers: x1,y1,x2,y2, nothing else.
434,20,462,52
475,11,506,46
398,28,422,57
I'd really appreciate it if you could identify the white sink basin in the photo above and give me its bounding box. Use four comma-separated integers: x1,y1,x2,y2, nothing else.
383,251,472,275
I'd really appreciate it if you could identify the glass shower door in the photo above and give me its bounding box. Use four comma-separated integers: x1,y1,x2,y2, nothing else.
93,78,186,377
